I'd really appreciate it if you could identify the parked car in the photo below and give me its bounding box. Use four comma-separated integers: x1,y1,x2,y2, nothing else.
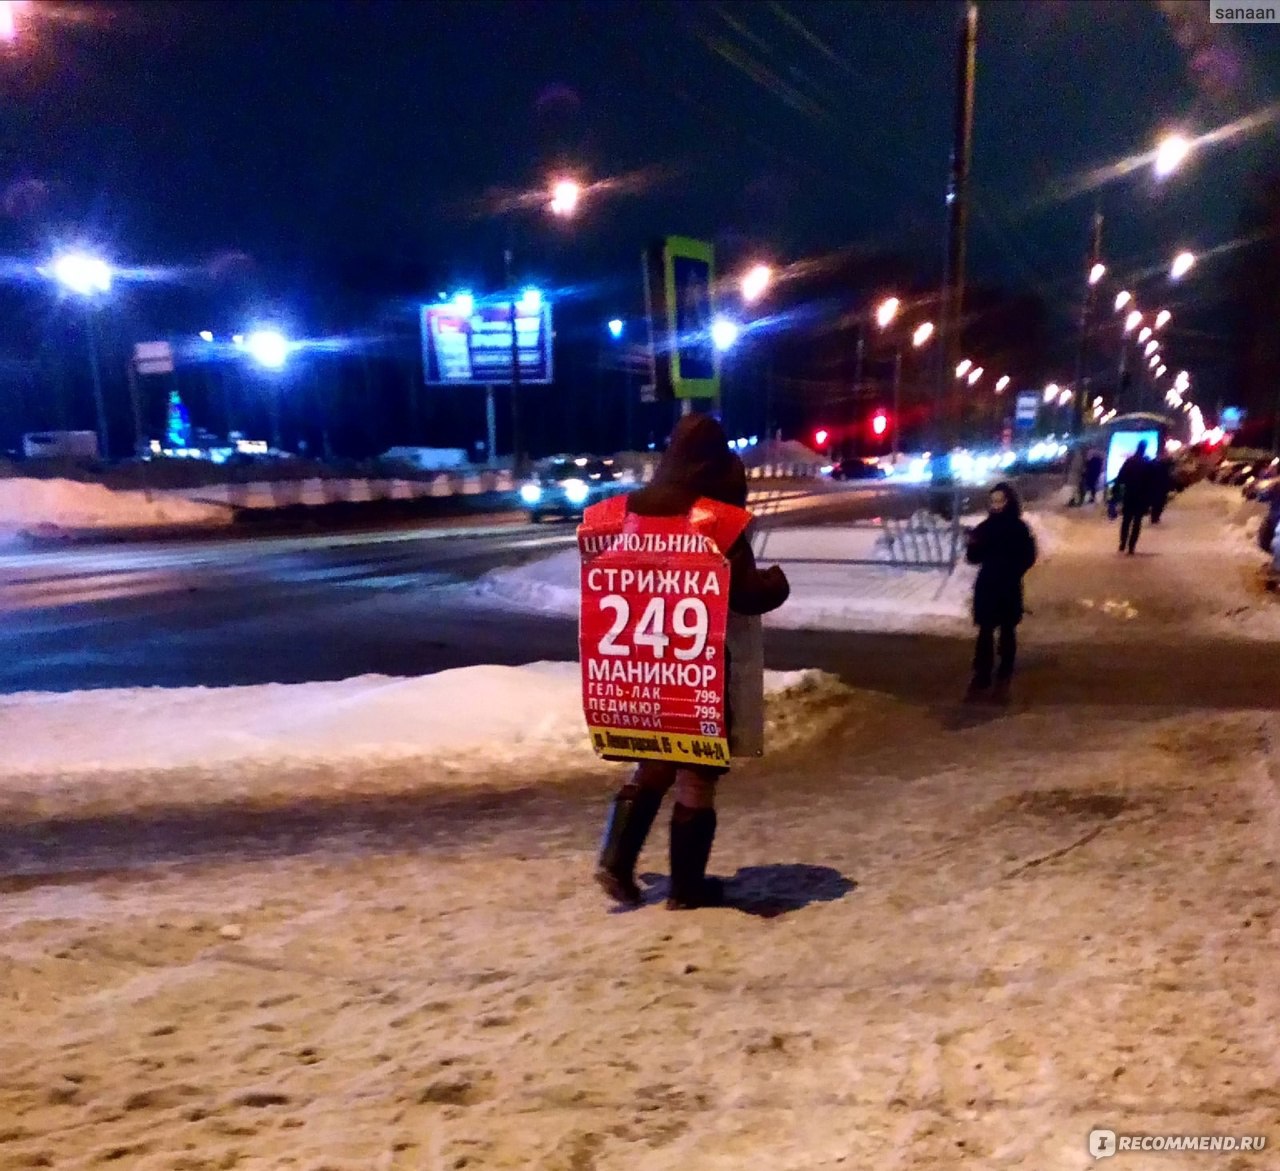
828,457,886,481
520,456,624,522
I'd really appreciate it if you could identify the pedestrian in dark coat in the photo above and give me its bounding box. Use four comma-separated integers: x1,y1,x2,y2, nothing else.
1115,441,1152,554
1148,454,1174,524
1082,450,1104,504
965,481,1037,703
594,414,790,910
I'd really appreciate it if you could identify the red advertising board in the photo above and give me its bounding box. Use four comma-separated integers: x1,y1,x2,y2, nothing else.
578,510,732,766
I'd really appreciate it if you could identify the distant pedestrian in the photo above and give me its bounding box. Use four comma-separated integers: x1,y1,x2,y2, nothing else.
1149,454,1174,524
1115,441,1153,554
1080,449,1104,504
965,482,1037,703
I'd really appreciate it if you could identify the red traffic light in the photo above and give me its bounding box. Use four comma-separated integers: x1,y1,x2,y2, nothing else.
813,428,829,447
871,411,888,437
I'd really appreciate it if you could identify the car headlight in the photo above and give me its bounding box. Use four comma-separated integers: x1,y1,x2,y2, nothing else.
520,482,543,505
563,478,590,505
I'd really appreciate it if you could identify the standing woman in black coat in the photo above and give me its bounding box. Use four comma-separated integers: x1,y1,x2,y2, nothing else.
965,481,1037,702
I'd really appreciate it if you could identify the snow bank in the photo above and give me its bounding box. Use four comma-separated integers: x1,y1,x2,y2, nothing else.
473,511,1062,635
0,664,845,816
0,477,232,536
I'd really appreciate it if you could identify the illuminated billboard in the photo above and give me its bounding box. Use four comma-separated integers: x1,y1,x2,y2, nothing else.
420,294,553,386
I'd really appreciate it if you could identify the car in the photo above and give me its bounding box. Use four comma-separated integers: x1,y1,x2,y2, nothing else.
520,456,624,522
828,457,886,481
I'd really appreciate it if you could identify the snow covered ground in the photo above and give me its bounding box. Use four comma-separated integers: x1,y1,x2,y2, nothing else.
0,664,843,819
0,697,1275,1169
0,477,232,538
473,509,1068,635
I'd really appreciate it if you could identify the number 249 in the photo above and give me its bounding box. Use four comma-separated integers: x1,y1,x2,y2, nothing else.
597,595,709,660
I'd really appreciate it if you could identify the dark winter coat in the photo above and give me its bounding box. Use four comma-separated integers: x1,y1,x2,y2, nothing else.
966,484,1037,627
1083,453,1104,489
627,414,789,616
1115,453,1152,515
1149,457,1173,507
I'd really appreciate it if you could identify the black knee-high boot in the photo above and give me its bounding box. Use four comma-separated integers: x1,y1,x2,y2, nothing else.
595,789,663,905
667,804,725,910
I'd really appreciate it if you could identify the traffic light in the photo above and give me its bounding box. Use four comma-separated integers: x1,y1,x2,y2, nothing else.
871,410,889,438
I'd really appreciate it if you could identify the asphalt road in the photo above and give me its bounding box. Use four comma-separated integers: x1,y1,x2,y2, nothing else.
10,471,1259,710
0,480,929,693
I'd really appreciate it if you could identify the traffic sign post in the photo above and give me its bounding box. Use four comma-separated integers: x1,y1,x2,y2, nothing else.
643,236,719,403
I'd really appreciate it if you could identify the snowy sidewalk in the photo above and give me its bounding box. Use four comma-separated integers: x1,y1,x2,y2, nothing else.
1025,483,1280,642
0,695,1276,1169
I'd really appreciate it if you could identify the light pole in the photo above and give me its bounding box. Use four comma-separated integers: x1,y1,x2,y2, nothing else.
739,263,774,444
894,320,935,462
503,176,582,473
239,328,290,450
49,251,113,458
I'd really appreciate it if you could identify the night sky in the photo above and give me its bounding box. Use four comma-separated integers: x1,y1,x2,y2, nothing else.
3,0,1280,450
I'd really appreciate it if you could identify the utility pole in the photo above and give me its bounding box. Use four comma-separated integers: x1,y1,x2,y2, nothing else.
505,245,525,473
935,1,977,459
1073,206,1103,432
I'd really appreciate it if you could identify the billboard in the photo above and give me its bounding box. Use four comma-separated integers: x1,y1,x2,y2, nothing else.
644,236,720,401
420,298,553,386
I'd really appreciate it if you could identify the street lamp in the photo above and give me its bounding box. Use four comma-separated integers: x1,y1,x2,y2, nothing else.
995,375,1010,393
913,321,935,348
1171,251,1196,280
1154,309,1171,330
1124,310,1143,334
741,264,772,304
49,250,114,457
1043,383,1060,404
1154,134,1191,179
967,366,983,385
1114,290,1132,312
1138,327,1152,343
548,178,581,218
956,358,972,379
1148,354,1160,369
607,318,624,340
875,296,901,330
1089,262,1106,286
0,1,26,45
1144,339,1159,357
245,329,289,370
711,317,739,352
1058,389,1072,408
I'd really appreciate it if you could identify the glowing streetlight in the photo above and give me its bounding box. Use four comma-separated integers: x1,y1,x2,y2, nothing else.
1154,309,1171,330
548,178,582,218
741,264,772,304
606,318,624,340
1114,290,1132,312
1058,389,1073,407
967,366,984,385
875,296,901,329
199,330,215,343
1043,383,1060,404
1156,364,1167,378
955,358,972,379
711,317,739,352
1138,327,1152,343
1148,354,1160,369
1124,310,1142,334
1144,339,1159,357
995,375,1010,393
0,0,27,44
1154,134,1191,179
50,252,113,297
245,329,289,370
1171,251,1196,280
1088,262,1106,286
912,321,935,348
